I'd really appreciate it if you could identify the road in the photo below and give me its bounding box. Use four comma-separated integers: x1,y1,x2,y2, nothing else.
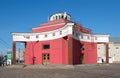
0,64,120,78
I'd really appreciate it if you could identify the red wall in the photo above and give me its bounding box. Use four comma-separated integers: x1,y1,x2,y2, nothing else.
83,42,97,64
72,39,97,64
24,37,69,65
25,37,97,65
24,19,97,65
32,24,65,32
32,19,69,32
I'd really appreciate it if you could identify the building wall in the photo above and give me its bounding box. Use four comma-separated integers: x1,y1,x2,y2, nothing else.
97,43,120,63
73,38,97,64
97,44,106,63
72,38,82,64
24,37,69,65
109,43,120,63
24,35,98,65
83,42,97,64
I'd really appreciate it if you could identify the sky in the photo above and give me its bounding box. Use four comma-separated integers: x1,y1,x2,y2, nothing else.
0,0,120,55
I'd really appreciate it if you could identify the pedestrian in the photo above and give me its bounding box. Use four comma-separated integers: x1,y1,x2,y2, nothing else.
2,60,4,66
102,58,104,63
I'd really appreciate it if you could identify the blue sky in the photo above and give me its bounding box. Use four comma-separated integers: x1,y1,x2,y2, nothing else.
0,0,120,54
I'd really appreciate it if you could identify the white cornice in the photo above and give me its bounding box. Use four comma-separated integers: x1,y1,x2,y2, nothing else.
73,28,109,43
12,22,109,43
12,23,74,42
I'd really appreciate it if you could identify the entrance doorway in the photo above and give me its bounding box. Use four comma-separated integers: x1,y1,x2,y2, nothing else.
80,54,84,64
42,53,50,64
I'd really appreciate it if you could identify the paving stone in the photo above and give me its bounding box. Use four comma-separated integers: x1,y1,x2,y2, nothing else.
0,64,120,78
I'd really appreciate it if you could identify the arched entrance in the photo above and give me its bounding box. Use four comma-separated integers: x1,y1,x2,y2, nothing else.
12,41,25,64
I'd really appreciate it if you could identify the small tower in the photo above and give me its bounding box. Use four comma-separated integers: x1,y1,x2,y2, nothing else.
49,12,71,21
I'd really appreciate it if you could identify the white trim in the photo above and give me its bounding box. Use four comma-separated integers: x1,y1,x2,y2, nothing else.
73,28,109,43
12,22,109,43
12,23,74,42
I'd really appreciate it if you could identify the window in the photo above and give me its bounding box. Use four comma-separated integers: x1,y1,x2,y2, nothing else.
81,35,83,39
45,34,47,37
60,31,62,35
36,35,39,38
61,15,64,19
65,16,67,20
73,31,74,35
98,48,100,49
87,36,90,39
43,44,50,50
76,33,78,37
98,57,102,61
56,16,57,20
95,36,97,40
53,33,55,36
59,16,61,19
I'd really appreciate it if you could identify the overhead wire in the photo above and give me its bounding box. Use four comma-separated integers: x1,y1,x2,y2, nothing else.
0,38,12,55
0,38,11,48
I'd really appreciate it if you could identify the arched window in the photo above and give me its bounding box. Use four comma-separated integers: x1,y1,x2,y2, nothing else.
56,16,57,20
59,15,61,19
61,15,64,19
65,16,67,20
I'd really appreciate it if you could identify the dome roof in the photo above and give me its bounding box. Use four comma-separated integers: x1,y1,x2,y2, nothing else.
49,12,71,21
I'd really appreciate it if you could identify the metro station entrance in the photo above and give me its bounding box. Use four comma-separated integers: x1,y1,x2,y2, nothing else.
42,53,50,64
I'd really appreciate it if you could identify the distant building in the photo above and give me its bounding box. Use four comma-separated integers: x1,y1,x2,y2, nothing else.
109,38,120,63
97,38,120,63
97,44,108,63
16,49,24,63
11,12,109,65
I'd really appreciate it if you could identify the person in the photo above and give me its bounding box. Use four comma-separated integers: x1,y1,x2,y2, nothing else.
0,57,2,66
0,61,2,66
2,60,4,66
1,56,5,66
7,59,11,65
102,58,104,63
0,56,4,66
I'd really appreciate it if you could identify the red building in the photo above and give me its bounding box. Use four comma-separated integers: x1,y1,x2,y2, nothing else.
12,12,109,65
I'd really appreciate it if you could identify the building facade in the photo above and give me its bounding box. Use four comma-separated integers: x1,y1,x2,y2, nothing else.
109,43,120,63
97,38,120,63
97,43,108,63
12,13,109,65
109,38,120,63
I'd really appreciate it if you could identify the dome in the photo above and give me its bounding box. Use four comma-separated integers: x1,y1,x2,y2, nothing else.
49,12,71,21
